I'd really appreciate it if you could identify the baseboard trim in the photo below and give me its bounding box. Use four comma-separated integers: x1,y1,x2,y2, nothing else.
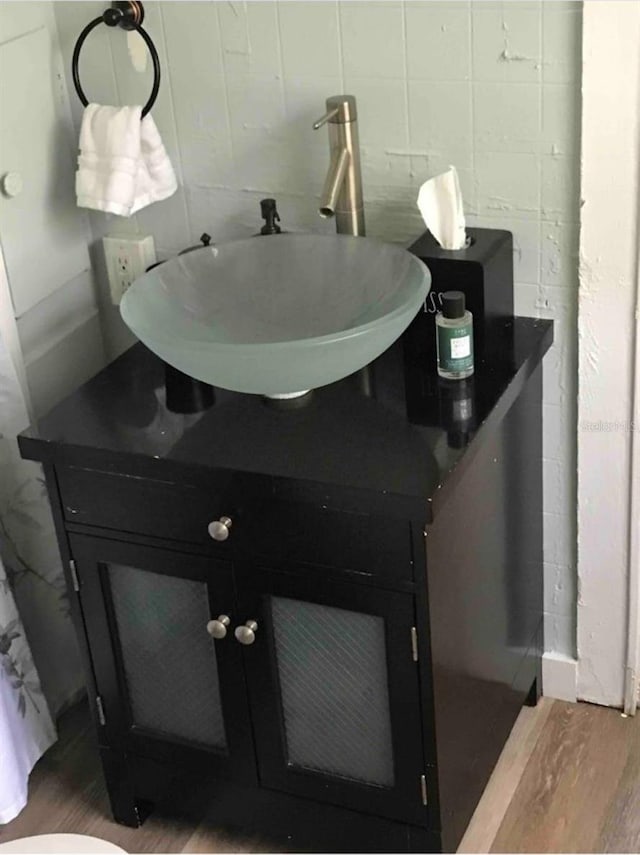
542,652,578,702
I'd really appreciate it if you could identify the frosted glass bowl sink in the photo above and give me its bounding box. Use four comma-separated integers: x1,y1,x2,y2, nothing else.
120,233,430,398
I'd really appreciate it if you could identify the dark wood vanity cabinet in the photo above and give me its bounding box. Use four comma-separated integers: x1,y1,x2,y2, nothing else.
20,319,552,853
68,527,426,827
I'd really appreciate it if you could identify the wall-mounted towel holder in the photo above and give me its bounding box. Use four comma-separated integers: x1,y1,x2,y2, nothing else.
72,1,160,118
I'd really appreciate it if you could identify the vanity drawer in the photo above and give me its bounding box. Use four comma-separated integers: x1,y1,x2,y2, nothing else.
56,466,229,547
234,498,414,584
56,466,414,583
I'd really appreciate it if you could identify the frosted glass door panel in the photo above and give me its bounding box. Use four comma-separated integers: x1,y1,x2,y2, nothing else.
109,563,227,749
271,596,394,787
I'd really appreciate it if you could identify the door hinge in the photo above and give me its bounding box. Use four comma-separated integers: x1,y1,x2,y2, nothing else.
95,695,106,726
411,626,419,662
69,559,80,592
420,773,428,806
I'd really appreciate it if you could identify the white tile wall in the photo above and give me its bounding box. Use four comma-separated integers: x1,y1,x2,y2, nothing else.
279,2,342,77
340,2,406,79
53,0,582,659
405,2,471,82
472,4,541,83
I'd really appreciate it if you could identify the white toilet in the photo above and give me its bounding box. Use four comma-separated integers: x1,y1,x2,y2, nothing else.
0,835,126,854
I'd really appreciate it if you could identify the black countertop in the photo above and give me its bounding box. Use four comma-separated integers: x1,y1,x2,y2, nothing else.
19,317,552,522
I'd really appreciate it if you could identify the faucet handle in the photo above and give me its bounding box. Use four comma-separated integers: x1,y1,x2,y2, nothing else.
313,95,358,130
312,106,340,130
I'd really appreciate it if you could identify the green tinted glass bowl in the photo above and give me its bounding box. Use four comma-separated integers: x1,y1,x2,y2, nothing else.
120,234,430,397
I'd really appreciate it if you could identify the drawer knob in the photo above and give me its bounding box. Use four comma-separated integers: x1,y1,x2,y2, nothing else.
206,614,230,639
208,515,233,542
235,620,258,646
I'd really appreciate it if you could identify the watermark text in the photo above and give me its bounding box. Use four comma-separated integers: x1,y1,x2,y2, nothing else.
580,420,639,433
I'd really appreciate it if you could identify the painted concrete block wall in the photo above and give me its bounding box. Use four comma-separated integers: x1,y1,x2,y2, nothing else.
53,1,582,665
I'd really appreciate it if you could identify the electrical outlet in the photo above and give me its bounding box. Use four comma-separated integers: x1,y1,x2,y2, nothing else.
103,235,156,305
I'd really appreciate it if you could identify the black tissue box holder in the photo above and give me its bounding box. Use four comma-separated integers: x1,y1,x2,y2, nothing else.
405,227,514,364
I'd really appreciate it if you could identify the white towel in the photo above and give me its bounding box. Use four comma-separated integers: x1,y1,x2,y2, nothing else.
76,104,177,217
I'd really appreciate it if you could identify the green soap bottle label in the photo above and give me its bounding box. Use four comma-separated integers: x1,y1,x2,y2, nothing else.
437,323,474,373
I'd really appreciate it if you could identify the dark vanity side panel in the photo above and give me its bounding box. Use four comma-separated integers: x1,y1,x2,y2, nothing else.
423,364,543,853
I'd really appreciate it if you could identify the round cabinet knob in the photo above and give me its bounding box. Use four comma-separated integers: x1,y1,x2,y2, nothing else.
235,620,258,646
208,515,233,542
206,614,230,639
2,172,23,198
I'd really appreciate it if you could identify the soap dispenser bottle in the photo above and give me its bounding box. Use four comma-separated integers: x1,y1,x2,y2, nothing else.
256,198,283,235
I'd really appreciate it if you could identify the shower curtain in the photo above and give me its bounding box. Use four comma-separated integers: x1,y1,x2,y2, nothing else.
0,327,57,823
0,551,56,823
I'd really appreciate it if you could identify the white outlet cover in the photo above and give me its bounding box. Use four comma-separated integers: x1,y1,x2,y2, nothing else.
103,235,156,305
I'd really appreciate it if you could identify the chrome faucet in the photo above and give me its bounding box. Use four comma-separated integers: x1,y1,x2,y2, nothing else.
313,95,365,236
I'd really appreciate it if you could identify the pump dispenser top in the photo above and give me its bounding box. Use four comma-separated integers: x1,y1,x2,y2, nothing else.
258,198,282,235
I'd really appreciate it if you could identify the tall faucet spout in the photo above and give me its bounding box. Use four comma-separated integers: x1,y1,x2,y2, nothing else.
319,148,349,219
313,95,365,236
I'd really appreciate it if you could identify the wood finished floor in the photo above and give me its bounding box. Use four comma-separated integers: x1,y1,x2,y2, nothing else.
1,698,638,853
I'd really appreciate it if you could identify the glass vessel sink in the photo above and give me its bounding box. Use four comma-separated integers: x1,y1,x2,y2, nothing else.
120,234,430,398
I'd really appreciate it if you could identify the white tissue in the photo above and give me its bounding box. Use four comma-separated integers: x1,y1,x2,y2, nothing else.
416,166,467,251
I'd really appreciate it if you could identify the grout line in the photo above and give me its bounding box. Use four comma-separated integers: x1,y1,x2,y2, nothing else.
156,3,193,240
216,1,238,189
400,2,413,181
0,23,45,48
336,0,346,90
105,25,123,127
537,0,545,283
468,0,476,198
273,0,287,115
242,0,251,60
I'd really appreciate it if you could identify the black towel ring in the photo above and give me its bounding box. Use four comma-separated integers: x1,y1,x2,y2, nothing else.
72,1,160,119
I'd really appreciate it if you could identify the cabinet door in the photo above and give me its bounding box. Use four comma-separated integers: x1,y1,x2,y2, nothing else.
70,534,255,783
235,566,427,825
